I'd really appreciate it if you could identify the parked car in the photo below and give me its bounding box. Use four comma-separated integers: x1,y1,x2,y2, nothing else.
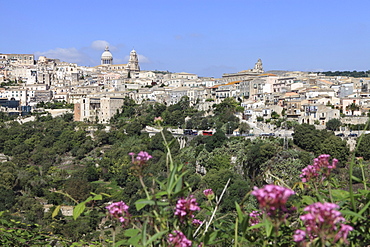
336,133,345,137
348,133,358,137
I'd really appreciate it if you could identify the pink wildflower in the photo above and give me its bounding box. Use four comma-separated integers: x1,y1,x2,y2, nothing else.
128,151,152,166
168,230,192,247
175,195,200,221
203,189,214,200
251,184,295,218
295,202,353,244
249,210,262,226
335,224,354,244
293,229,306,243
106,201,130,227
192,218,203,225
300,154,338,183
154,116,163,124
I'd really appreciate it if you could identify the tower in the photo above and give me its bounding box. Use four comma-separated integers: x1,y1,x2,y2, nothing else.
125,49,140,72
101,46,113,65
253,59,263,73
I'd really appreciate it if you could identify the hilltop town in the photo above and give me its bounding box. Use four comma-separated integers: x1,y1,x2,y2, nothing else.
1,49,369,131
1,49,370,246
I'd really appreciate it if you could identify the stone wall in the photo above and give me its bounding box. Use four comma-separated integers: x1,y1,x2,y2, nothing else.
341,116,368,125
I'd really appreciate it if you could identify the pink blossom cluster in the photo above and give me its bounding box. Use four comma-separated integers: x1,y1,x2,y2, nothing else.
174,195,201,221
294,202,353,244
154,116,163,124
251,184,295,218
129,151,153,165
106,201,130,227
249,210,262,226
168,230,192,247
300,154,338,182
203,189,214,200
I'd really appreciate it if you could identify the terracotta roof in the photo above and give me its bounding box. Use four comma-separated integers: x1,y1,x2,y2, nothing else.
318,79,333,85
210,80,241,88
285,92,300,97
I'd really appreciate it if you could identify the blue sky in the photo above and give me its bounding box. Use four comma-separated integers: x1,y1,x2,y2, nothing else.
2,0,370,78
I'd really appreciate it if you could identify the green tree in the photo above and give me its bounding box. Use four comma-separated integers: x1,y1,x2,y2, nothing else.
293,124,349,165
238,122,250,134
326,118,342,131
240,140,277,179
205,130,227,152
346,102,360,115
355,134,370,160
271,111,280,119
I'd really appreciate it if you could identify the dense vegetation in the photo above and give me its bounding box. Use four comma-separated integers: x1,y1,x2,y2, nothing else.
0,97,369,245
320,70,370,78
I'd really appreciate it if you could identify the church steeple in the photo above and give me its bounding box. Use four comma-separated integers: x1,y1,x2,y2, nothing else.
125,49,140,72
253,58,263,73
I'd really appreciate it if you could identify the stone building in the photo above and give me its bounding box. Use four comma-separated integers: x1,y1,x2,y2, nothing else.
221,59,264,83
74,96,125,123
0,53,34,65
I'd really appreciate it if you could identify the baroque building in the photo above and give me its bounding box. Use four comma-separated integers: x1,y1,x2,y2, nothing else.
221,58,264,83
125,49,140,72
101,46,113,65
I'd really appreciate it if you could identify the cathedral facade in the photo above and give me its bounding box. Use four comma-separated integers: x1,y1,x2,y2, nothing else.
97,47,140,74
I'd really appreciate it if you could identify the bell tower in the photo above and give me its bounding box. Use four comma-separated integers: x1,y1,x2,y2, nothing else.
125,49,140,72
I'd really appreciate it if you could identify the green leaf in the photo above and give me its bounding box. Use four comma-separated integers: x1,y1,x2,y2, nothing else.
264,219,273,237
207,231,219,244
114,240,129,247
167,164,178,194
174,175,183,193
142,221,147,246
91,194,103,201
146,230,167,245
135,199,155,211
52,205,61,219
351,175,362,183
73,202,86,220
301,195,316,205
356,199,370,221
235,202,244,222
331,189,350,201
19,238,27,243
126,234,141,246
155,191,167,198
124,228,140,237
340,210,365,220
247,222,264,231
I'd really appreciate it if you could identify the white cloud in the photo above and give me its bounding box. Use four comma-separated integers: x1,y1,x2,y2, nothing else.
35,47,92,64
90,40,120,52
138,54,150,63
90,40,109,51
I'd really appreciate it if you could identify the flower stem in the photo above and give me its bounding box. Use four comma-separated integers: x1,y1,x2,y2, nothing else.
328,181,334,203
359,159,367,190
139,175,150,199
112,225,115,247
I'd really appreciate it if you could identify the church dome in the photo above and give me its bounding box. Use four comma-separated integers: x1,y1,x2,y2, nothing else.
101,46,113,59
101,46,113,65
